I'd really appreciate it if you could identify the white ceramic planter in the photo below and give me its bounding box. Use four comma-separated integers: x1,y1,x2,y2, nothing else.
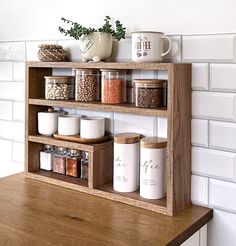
80,117,105,139
58,115,81,136
78,32,113,62
38,111,64,136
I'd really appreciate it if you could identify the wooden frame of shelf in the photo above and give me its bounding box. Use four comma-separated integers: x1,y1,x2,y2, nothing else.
25,61,191,216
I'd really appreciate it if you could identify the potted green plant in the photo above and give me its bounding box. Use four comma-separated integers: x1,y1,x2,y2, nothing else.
59,16,126,62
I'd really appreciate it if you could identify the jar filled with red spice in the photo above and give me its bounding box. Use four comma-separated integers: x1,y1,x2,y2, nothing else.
101,69,126,104
66,149,82,177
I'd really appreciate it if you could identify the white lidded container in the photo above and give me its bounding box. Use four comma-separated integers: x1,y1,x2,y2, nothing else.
40,144,54,171
38,108,64,136
140,137,167,199
80,117,105,139
113,133,141,192
58,114,82,136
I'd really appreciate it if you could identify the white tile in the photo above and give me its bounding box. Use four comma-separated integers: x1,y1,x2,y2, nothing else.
209,179,236,213
199,225,207,246
191,175,208,206
0,162,24,178
26,40,57,61
182,34,236,61
0,101,12,120
0,139,12,164
0,42,25,61
12,141,24,163
109,38,131,61
13,62,25,81
114,113,155,137
210,64,236,92
0,82,24,100
192,63,208,90
192,147,236,181
208,209,236,246
52,68,74,76
191,119,208,147
210,121,236,152
192,91,236,121
163,35,182,62
181,231,199,246
156,70,168,80
0,62,12,81
57,39,81,61
76,109,113,134
0,120,24,142
13,102,25,121
157,117,167,138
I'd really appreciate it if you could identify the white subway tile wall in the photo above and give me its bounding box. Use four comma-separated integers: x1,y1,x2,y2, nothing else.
1,33,236,245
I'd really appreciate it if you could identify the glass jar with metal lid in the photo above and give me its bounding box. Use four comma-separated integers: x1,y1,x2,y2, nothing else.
101,69,127,104
75,69,99,102
134,79,166,108
66,149,82,177
140,137,167,199
53,147,68,174
45,76,75,100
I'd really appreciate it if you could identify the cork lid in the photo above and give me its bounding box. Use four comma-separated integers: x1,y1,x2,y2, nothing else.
44,76,74,79
141,137,167,148
114,133,141,144
134,79,166,85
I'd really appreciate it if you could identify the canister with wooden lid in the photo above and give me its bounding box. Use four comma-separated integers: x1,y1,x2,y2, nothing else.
113,133,141,192
140,137,167,199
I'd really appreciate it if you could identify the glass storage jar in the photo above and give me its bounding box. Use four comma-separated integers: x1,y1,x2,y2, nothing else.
53,147,68,174
134,79,166,108
40,144,54,171
45,76,75,100
75,69,99,102
101,69,126,104
81,152,89,180
66,149,82,177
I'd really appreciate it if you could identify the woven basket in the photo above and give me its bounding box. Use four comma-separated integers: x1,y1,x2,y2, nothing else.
38,44,67,62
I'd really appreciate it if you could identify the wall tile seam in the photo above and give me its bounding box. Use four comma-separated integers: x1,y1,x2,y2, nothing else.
192,116,236,124
191,145,236,154
0,80,25,84
208,203,236,215
0,119,25,123
0,136,24,143
191,171,236,183
0,99,25,103
192,89,236,94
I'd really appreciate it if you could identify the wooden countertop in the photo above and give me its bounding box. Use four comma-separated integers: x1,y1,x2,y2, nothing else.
0,173,213,246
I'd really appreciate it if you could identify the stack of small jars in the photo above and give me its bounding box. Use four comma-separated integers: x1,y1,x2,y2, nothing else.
39,144,89,180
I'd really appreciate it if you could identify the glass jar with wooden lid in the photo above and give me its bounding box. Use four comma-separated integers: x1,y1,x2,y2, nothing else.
134,79,166,108
113,133,141,193
140,137,167,199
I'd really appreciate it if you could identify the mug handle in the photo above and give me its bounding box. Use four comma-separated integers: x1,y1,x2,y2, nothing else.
161,36,172,57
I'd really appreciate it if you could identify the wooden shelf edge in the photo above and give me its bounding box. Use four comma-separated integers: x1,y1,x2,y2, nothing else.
28,99,168,117
28,135,113,152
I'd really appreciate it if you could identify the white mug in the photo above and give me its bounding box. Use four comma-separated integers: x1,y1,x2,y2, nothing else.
131,31,171,62
58,115,81,136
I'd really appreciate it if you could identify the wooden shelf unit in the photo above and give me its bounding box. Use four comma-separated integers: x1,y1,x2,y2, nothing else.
25,61,192,216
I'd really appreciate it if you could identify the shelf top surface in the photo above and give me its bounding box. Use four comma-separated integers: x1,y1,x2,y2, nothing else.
26,61,191,70
0,174,212,246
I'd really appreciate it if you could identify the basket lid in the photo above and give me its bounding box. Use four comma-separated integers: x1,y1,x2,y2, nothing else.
141,137,167,148
114,133,141,144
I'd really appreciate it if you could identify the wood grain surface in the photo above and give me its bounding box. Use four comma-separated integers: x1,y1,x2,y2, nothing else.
0,174,213,246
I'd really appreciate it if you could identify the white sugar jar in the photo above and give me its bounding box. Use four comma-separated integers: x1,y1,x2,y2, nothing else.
113,133,140,193
140,137,167,199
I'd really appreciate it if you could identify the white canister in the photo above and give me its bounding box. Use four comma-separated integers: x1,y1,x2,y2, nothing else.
140,137,167,199
80,117,105,139
113,133,140,193
131,31,171,62
38,109,64,136
58,115,81,135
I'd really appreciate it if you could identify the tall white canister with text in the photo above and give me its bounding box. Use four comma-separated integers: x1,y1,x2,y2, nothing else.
113,133,141,192
140,137,167,199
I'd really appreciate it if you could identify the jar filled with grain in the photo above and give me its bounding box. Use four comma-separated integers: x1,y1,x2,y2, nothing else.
101,69,126,104
53,147,68,174
75,69,99,102
45,76,75,100
134,79,167,108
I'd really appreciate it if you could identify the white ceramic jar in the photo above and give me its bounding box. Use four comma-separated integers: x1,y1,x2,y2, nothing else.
113,133,140,193
38,109,64,136
140,137,167,199
58,115,81,136
80,117,105,139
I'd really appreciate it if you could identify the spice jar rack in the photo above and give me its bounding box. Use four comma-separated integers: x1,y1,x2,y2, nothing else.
25,61,191,216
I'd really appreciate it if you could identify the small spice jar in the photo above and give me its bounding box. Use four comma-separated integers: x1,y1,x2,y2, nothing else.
40,144,54,171
45,76,75,100
81,152,89,180
113,133,141,192
134,79,166,108
53,147,68,174
101,69,126,104
75,69,99,102
140,137,167,199
66,149,82,177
